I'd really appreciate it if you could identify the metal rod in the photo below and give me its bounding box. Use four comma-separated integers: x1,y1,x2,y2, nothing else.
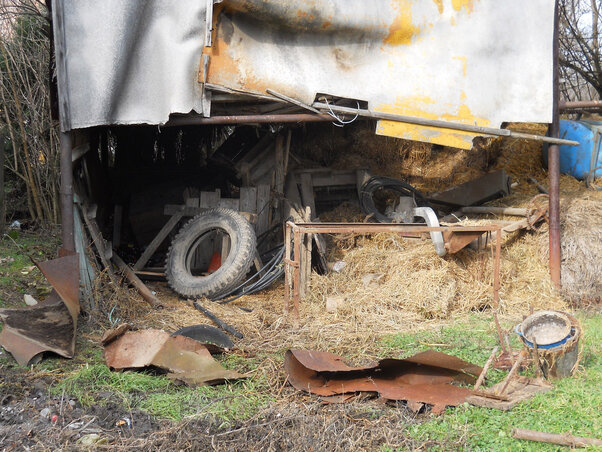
193,301,243,339
474,346,499,391
312,102,579,146
60,131,75,252
164,113,333,127
492,228,506,353
559,100,602,110
528,177,549,194
549,1,561,288
461,206,529,217
267,89,322,114
289,222,502,234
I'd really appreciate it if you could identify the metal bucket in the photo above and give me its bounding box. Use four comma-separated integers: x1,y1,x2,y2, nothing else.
517,312,582,378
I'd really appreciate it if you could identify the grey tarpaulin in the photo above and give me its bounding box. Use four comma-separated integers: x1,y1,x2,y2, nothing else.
52,0,207,131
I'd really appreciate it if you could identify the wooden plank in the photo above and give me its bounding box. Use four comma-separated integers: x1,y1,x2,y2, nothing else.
113,252,162,308
299,173,316,220
235,132,275,173
186,197,200,208
274,135,285,225
80,204,114,276
133,210,184,271
164,204,206,216
240,186,257,214
284,173,304,222
218,198,240,210
73,204,95,306
200,190,220,208
311,171,357,187
249,146,276,183
274,135,285,195
256,184,271,235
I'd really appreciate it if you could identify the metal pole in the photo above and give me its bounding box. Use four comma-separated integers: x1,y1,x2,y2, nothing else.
311,102,579,146
165,113,333,127
60,131,75,252
548,1,561,288
559,100,602,110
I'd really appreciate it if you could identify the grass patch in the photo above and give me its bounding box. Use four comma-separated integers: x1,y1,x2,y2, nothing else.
0,230,59,303
53,355,274,424
381,313,602,451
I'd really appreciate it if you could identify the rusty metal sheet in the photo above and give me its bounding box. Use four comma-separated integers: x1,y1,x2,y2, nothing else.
284,349,482,412
103,329,243,386
104,330,170,369
206,0,554,149
429,170,511,208
0,252,80,365
101,323,131,346
443,230,487,254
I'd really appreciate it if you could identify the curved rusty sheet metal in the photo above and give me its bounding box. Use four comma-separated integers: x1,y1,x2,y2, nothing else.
284,349,481,413
0,251,80,365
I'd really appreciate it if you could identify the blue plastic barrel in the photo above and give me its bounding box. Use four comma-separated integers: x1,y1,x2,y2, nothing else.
543,120,602,181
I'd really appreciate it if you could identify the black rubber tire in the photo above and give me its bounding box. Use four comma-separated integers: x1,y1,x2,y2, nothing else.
166,208,256,298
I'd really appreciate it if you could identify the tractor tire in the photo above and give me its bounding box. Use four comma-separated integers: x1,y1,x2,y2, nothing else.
166,208,256,298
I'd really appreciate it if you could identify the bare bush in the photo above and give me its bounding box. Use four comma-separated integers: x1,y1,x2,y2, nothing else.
559,0,602,100
0,0,59,224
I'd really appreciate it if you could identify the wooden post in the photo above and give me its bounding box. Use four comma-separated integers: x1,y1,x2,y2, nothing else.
511,429,602,448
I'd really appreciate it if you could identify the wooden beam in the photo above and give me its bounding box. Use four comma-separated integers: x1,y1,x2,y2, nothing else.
299,173,316,219
133,210,184,271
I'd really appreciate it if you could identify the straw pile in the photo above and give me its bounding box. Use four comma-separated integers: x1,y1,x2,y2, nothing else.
540,197,602,304
106,121,599,359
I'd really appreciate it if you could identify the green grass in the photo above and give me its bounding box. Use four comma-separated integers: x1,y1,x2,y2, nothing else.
0,230,59,303
380,313,602,451
53,356,274,424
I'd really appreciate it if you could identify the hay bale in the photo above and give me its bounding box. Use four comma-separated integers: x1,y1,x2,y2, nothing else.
557,198,602,303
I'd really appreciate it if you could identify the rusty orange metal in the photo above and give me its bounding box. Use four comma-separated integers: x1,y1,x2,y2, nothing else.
103,328,244,386
0,251,79,365
284,349,482,413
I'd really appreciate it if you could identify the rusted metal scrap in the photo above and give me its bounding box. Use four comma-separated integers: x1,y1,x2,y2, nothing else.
103,328,243,386
284,349,482,414
0,251,80,365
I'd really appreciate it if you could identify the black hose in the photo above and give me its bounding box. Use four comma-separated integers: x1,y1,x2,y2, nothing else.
359,176,430,223
211,245,284,301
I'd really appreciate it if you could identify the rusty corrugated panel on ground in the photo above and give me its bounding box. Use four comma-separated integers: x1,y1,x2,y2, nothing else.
284,349,481,414
0,251,79,365
103,328,243,386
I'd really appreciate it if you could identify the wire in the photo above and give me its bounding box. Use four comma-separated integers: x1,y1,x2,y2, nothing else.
324,97,360,127
211,245,286,303
359,176,431,223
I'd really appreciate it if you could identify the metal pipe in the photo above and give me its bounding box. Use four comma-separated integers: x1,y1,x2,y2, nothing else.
549,1,561,288
461,206,529,217
312,102,580,146
59,131,75,252
559,100,602,110
164,113,333,126
492,227,506,353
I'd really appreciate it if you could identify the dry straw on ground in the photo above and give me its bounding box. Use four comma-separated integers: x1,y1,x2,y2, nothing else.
105,121,600,360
